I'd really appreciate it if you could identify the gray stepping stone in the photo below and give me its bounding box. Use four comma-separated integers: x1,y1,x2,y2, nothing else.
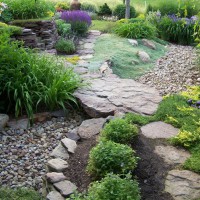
47,191,65,200
50,143,69,160
47,158,68,172
141,121,179,139
46,172,66,183
75,77,162,117
154,145,190,165
66,129,80,141
77,118,106,139
84,43,95,49
165,170,200,200
61,138,77,153
7,118,29,129
54,180,77,197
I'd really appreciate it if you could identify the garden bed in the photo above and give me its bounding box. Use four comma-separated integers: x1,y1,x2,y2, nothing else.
60,133,174,199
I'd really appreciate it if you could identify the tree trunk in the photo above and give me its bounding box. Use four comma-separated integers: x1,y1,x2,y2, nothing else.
123,0,125,4
125,0,130,19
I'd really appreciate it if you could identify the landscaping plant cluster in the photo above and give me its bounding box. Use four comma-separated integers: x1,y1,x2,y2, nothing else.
125,86,200,174
67,118,141,200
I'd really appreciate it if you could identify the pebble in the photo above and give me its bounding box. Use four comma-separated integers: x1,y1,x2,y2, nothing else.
137,45,200,96
0,112,84,190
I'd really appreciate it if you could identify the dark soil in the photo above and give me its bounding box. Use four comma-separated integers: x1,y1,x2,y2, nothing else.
133,135,174,200
63,134,174,199
63,136,97,192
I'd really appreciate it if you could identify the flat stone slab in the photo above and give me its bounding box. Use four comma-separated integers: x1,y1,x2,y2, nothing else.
141,121,179,139
84,43,95,49
54,180,77,197
165,170,200,200
47,191,65,200
154,145,190,165
7,118,29,129
75,77,162,117
50,143,69,160
61,138,77,153
47,158,68,172
46,172,66,183
77,118,106,139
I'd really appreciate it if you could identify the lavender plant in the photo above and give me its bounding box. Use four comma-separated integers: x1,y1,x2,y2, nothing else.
61,10,91,35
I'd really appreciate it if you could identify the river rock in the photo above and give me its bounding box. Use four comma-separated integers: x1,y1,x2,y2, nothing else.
154,145,190,165
75,77,162,117
50,143,69,160
47,158,68,172
137,51,150,62
128,39,138,46
77,118,106,139
46,172,66,183
165,170,200,200
0,114,9,129
142,39,156,50
47,191,65,200
53,180,77,197
61,138,77,153
141,121,179,139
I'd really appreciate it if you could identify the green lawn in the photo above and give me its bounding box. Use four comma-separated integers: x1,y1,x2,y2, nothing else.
89,20,117,33
85,34,167,79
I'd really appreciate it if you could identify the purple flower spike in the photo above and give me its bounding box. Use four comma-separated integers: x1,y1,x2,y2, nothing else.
61,10,92,26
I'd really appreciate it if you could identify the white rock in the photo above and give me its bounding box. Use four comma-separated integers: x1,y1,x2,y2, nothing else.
61,138,77,154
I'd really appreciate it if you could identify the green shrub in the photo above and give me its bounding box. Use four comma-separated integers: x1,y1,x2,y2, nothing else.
55,19,71,37
98,3,112,16
81,3,97,13
128,18,145,23
184,144,200,173
71,21,89,36
55,2,70,11
0,34,80,119
4,0,54,20
0,187,44,200
115,21,157,39
89,174,140,200
0,9,13,23
55,38,75,54
0,22,22,36
101,118,138,144
113,4,136,20
87,141,138,179
125,113,154,126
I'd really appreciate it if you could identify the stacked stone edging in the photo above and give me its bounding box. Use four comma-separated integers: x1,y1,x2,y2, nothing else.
11,20,58,50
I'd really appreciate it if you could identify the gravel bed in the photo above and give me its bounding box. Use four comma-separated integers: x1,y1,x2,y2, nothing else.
0,112,84,192
137,45,200,96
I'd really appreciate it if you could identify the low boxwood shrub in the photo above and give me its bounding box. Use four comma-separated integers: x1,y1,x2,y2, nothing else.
87,141,138,178
81,3,97,13
100,118,138,144
115,21,157,39
67,174,141,200
98,3,112,16
61,10,91,36
4,0,55,20
55,38,75,54
113,4,136,20
55,19,71,37
0,34,81,119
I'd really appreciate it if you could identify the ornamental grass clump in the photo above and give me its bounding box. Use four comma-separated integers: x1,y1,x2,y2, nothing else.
61,10,91,35
0,34,81,119
87,141,138,179
151,14,200,45
100,118,138,144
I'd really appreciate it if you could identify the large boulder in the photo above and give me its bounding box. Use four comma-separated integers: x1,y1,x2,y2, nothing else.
0,114,9,129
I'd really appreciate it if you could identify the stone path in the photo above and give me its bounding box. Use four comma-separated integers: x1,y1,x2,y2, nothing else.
140,122,200,200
